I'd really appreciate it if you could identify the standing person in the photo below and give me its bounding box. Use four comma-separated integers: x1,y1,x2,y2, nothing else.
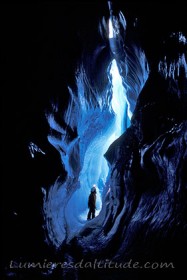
87,185,97,220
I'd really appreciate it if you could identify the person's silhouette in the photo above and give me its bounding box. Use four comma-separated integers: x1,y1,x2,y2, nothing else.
87,185,97,220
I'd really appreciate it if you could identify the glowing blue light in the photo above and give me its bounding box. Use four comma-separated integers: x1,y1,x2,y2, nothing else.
110,59,130,136
43,56,131,246
77,59,131,217
108,18,114,39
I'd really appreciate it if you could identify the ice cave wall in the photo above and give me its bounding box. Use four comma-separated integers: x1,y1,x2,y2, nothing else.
70,33,187,273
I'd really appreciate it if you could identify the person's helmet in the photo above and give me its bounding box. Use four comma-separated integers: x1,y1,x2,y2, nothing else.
91,185,97,193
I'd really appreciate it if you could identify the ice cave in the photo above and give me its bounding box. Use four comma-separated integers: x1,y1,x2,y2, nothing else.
43,5,148,247
2,2,187,280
